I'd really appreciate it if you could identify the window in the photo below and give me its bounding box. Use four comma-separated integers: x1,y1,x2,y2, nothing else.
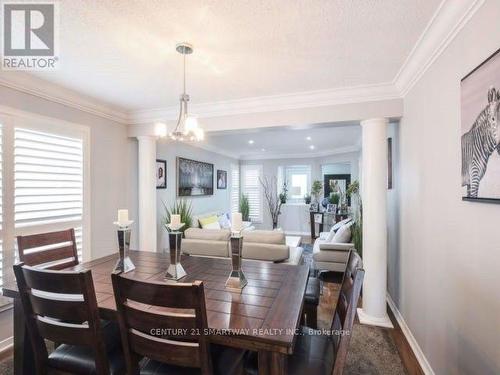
241,164,263,222
0,110,89,307
230,164,240,214
283,165,311,203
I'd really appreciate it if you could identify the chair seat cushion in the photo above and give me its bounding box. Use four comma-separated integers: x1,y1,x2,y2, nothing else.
304,277,320,306
244,327,335,375
139,344,246,375
47,320,125,375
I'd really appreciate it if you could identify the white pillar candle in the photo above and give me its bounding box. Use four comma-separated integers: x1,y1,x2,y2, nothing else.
170,214,181,228
117,209,129,224
232,212,243,232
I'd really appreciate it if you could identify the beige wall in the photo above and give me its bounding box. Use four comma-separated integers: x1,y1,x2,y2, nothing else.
394,1,500,373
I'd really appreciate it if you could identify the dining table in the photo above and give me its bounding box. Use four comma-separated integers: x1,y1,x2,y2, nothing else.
3,250,310,375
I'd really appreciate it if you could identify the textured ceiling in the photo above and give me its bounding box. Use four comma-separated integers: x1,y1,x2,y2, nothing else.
26,0,440,111
203,124,361,159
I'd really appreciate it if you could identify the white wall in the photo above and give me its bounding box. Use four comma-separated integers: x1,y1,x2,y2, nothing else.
155,142,238,251
241,151,360,231
395,1,500,373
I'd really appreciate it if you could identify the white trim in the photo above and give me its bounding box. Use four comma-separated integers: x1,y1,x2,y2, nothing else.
129,83,400,124
0,73,128,124
394,0,486,96
0,336,13,355
387,294,435,375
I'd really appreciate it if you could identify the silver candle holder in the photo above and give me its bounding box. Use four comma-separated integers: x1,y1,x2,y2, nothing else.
225,234,247,291
113,221,135,273
165,225,187,280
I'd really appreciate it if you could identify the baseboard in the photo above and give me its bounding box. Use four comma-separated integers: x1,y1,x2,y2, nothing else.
0,336,13,357
387,294,435,375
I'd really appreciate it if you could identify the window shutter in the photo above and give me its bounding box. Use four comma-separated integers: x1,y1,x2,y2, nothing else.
241,165,262,222
231,164,240,214
14,128,83,229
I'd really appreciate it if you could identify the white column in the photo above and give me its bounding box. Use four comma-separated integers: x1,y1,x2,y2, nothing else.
357,118,393,328
137,136,157,252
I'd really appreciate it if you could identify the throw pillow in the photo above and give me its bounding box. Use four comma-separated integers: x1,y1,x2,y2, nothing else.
326,226,337,242
199,215,221,230
332,221,353,243
218,213,231,229
331,217,352,232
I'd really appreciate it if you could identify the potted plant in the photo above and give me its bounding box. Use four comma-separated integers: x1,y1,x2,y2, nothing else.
346,180,362,256
304,193,311,204
162,199,193,236
329,192,340,205
311,180,323,203
279,182,288,204
240,194,250,222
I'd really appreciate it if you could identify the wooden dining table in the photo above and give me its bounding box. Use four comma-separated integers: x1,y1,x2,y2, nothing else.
3,250,309,375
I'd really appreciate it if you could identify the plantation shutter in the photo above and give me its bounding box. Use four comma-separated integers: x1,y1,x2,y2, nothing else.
0,125,3,303
231,164,240,214
241,164,263,223
14,128,83,260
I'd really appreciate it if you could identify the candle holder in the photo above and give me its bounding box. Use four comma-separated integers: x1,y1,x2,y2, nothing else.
165,226,187,280
225,234,247,291
113,221,135,273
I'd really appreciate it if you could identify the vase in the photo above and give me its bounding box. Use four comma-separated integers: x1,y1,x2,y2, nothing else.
165,231,187,280
225,234,247,291
114,227,135,273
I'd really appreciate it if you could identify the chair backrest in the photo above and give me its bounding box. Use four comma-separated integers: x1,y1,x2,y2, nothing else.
17,228,79,270
111,273,213,374
13,263,110,374
330,250,364,375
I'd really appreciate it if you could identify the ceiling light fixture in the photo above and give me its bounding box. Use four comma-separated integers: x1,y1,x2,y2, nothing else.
309,145,315,150
248,140,254,144
168,42,204,142
306,136,312,141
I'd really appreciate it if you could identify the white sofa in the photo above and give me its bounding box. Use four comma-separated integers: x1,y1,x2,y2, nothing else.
312,219,355,272
182,227,303,265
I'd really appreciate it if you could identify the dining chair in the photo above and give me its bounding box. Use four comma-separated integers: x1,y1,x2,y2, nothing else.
245,250,364,375
13,263,126,375
17,228,79,269
111,272,246,375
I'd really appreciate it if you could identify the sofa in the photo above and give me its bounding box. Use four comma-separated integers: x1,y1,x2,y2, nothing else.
182,227,302,264
312,218,355,272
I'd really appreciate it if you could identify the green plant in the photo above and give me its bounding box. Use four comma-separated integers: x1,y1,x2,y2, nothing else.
162,199,193,234
329,193,340,205
279,182,288,204
304,193,311,204
240,194,250,221
346,180,362,256
311,180,323,201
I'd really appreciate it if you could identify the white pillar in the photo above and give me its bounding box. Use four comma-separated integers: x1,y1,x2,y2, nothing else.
357,118,393,328
137,136,157,252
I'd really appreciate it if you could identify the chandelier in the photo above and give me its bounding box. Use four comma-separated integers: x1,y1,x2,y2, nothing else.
169,42,204,142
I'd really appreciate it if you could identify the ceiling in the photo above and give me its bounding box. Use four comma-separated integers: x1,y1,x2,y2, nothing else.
200,123,361,159
19,0,440,111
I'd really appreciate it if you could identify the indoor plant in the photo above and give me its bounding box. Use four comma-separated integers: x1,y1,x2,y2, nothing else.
304,193,311,204
162,199,193,235
260,176,284,229
240,194,250,222
311,180,323,202
346,180,362,256
279,182,288,204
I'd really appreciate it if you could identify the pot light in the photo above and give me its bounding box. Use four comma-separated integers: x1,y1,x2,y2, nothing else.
309,145,315,150
248,140,254,144
306,136,312,141
261,148,266,152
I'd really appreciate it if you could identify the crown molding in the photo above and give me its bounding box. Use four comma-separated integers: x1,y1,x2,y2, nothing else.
238,145,360,161
394,0,485,96
0,72,129,124
128,83,400,124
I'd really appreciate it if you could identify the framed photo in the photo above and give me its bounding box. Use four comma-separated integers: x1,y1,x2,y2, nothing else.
461,48,500,203
177,157,214,196
156,159,166,189
324,174,351,205
217,170,227,189
309,202,319,212
327,204,337,213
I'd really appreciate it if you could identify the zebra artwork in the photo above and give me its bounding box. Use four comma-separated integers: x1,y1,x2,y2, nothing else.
461,87,500,198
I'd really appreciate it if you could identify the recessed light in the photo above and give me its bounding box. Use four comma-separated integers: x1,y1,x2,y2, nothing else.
306,136,312,141
309,145,315,150
261,148,266,152
248,140,254,144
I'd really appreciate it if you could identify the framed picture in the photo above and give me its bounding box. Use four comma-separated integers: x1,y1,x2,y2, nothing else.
309,202,319,212
177,157,214,196
327,203,337,213
324,174,351,205
156,159,166,189
461,48,500,203
217,170,227,189
388,137,393,190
